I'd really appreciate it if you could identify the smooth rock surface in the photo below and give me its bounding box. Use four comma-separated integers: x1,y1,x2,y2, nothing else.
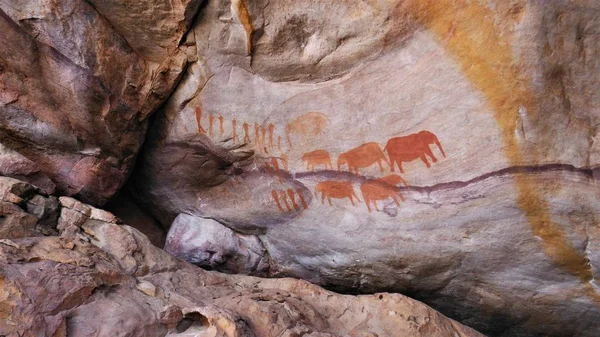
131,1,600,336
0,0,199,205
0,187,483,337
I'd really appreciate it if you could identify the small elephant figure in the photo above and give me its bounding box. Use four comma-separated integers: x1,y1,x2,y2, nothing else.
337,142,389,174
302,149,333,170
314,181,360,206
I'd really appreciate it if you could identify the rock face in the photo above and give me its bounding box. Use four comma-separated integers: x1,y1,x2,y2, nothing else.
130,1,600,336
0,176,482,337
2,0,599,336
0,176,59,239
0,0,200,205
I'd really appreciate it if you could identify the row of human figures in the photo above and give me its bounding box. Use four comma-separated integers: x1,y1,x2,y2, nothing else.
195,106,284,154
195,108,332,156
195,107,445,175
194,107,445,213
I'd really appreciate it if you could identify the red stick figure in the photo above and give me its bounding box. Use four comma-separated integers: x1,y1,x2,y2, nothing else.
254,122,261,148
219,115,224,135
271,190,285,213
195,106,206,134
280,190,292,211
281,154,289,171
264,162,274,175
268,123,275,149
232,119,239,143
243,122,251,143
209,114,215,137
296,189,309,209
261,127,269,154
271,157,282,181
287,189,300,210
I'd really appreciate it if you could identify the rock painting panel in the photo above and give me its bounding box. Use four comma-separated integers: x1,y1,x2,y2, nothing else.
191,105,445,214
195,106,206,134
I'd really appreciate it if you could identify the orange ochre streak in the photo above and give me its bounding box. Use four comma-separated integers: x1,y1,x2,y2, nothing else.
406,0,596,298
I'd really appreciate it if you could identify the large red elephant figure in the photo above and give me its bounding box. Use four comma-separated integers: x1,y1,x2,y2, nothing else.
384,131,446,173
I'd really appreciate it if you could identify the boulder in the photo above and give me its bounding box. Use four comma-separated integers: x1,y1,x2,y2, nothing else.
0,184,483,337
0,0,200,205
131,1,600,336
0,176,59,239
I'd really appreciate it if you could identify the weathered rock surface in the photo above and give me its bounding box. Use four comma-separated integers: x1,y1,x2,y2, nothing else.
0,0,200,205
0,176,59,239
0,179,482,337
131,1,600,336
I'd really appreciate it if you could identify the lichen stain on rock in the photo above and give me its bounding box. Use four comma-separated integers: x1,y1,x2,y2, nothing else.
404,0,597,298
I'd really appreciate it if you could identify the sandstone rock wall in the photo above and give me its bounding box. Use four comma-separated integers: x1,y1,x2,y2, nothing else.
1,0,599,336
0,0,200,205
130,1,600,336
0,176,482,337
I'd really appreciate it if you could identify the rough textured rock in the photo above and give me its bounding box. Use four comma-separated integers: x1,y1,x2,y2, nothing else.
131,1,600,336
0,185,482,337
0,0,200,205
0,176,59,239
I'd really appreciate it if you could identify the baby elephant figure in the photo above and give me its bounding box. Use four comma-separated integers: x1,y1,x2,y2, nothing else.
360,179,405,213
337,142,389,174
314,181,360,206
302,150,333,171
384,130,445,173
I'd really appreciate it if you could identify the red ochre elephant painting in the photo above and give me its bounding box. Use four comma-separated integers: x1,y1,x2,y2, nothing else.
314,181,360,206
384,131,446,173
360,179,405,213
302,150,333,170
285,112,330,148
337,142,390,174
